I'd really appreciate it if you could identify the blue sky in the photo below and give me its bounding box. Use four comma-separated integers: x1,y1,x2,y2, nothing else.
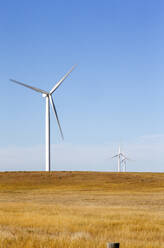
0,0,164,171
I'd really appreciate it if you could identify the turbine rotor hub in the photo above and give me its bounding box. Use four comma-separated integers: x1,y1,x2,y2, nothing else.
42,93,48,98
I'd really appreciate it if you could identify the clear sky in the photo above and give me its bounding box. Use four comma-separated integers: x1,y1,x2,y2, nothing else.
0,0,164,172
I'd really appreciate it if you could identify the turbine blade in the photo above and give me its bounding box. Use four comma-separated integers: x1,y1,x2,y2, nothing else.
50,65,76,95
10,79,49,95
121,154,131,160
112,154,119,158
120,153,127,158
49,95,64,140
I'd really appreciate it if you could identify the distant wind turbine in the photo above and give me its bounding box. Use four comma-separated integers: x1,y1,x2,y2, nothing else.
10,65,76,172
121,155,132,172
122,158,127,172
112,146,127,172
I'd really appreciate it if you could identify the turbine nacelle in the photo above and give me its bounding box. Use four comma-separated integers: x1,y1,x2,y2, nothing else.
42,93,48,98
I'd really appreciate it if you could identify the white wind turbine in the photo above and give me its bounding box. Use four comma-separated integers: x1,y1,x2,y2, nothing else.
10,65,76,172
121,157,127,172
121,154,132,172
112,146,126,172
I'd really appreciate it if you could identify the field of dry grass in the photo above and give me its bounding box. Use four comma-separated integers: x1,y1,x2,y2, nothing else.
0,171,163,248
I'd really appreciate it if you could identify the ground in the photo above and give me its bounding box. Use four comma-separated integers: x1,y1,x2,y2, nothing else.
0,171,163,248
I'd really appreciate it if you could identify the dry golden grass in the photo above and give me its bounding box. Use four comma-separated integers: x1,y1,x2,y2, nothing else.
0,171,163,247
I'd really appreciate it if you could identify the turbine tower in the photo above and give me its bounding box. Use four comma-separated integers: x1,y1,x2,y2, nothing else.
112,146,126,172
10,65,76,172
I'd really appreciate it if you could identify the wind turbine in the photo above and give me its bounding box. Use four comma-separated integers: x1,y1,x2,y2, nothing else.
121,154,132,172
121,158,127,172
112,146,126,172
10,65,76,172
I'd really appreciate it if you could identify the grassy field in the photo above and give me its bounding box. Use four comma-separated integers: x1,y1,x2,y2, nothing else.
0,171,163,248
